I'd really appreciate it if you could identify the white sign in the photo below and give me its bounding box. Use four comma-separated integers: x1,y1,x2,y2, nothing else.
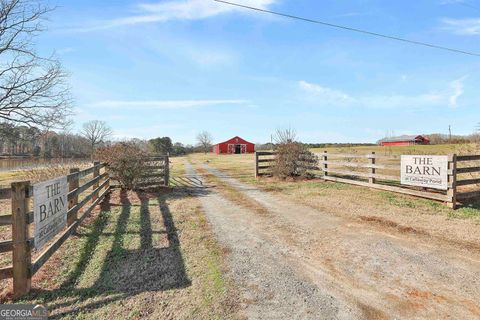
33,176,68,249
401,155,449,190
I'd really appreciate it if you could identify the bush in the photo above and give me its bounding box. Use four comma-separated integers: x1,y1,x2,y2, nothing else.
272,143,318,179
95,142,150,190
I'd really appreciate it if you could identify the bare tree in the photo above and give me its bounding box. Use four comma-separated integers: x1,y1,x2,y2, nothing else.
82,120,113,156
273,127,297,144
196,131,212,154
0,0,72,127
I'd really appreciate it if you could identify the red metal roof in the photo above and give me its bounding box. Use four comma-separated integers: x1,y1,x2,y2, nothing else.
214,136,254,146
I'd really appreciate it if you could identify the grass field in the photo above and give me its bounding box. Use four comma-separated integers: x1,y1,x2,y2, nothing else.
311,143,477,156
186,150,480,222
0,157,238,319
0,188,238,319
0,148,478,318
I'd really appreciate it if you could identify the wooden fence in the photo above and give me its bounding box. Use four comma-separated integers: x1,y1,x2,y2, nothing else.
0,155,171,299
0,162,110,298
455,155,480,203
255,151,480,209
140,155,170,187
254,151,277,178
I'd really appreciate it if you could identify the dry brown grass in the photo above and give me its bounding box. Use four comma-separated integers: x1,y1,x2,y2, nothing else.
0,188,240,319
187,152,480,251
22,160,90,184
195,166,270,217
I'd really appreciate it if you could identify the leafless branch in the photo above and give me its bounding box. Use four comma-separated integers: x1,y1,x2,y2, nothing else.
273,127,297,145
0,0,72,127
82,120,113,155
196,131,212,154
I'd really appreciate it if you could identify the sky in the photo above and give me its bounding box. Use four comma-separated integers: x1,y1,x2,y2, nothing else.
37,0,480,144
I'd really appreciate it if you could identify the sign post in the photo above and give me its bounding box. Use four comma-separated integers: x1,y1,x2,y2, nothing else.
33,176,68,250
401,155,449,190
12,181,31,298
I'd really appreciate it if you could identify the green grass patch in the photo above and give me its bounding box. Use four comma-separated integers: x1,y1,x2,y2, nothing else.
450,202,480,220
378,192,418,208
4,189,238,319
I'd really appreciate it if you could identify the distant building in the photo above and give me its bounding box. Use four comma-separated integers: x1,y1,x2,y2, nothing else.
212,136,255,154
378,135,430,146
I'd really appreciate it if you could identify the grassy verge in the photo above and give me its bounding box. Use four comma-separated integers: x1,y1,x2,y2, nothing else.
0,188,239,319
187,153,480,222
0,171,29,186
310,143,475,156
169,156,187,177
195,166,269,216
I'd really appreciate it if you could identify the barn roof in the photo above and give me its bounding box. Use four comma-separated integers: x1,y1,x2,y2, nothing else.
214,136,254,145
377,135,427,143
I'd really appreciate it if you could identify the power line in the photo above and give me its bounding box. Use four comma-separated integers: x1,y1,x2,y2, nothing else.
455,1,480,12
214,0,480,57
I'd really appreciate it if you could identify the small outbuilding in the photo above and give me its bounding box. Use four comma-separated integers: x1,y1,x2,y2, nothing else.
378,135,430,146
212,136,255,154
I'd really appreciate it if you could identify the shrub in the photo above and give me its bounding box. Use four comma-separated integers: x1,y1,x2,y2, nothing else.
272,142,318,179
95,142,150,190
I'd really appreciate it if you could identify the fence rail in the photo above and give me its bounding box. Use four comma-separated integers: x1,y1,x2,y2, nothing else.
0,155,171,298
141,155,169,187
457,155,480,161
454,155,480,200
255,151,480,209
0,162,111,297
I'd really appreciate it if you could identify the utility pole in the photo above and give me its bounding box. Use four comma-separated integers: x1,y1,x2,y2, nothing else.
448,125,452,142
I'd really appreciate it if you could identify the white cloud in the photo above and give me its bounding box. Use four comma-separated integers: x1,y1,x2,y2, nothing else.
298,80,356,106
441,18,480,35
91,99,250,109
298,78,468,109
449,76,467,108
74,0,276,31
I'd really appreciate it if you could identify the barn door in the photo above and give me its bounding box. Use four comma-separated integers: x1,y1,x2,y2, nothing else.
241,145,246,154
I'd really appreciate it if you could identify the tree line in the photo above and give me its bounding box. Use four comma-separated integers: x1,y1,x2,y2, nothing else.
2,1,479,161
0,124,210,159
0,121,112,158
0,1,217,159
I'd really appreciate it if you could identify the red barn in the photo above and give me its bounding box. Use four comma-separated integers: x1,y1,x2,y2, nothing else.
378,135,430,146
212,136,255,154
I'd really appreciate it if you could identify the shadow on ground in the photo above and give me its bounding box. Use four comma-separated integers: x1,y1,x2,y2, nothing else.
169,176,205,188
26,185,211,318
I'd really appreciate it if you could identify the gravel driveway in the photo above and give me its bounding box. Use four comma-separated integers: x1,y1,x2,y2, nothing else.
186,162,480,319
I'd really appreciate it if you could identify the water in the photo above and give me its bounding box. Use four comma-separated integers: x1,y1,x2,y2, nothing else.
0,158,91,172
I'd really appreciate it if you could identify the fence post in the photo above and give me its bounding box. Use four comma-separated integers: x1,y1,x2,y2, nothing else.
105,167,110,190
255,152,259,178
447,154,457,209
92,161,100,201
369,152,376,184
12,181,31,299
323,151,328,177
68,168,79,226
164,156,170,187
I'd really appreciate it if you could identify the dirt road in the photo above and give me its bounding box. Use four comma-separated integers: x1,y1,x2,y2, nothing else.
186,162,480,319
